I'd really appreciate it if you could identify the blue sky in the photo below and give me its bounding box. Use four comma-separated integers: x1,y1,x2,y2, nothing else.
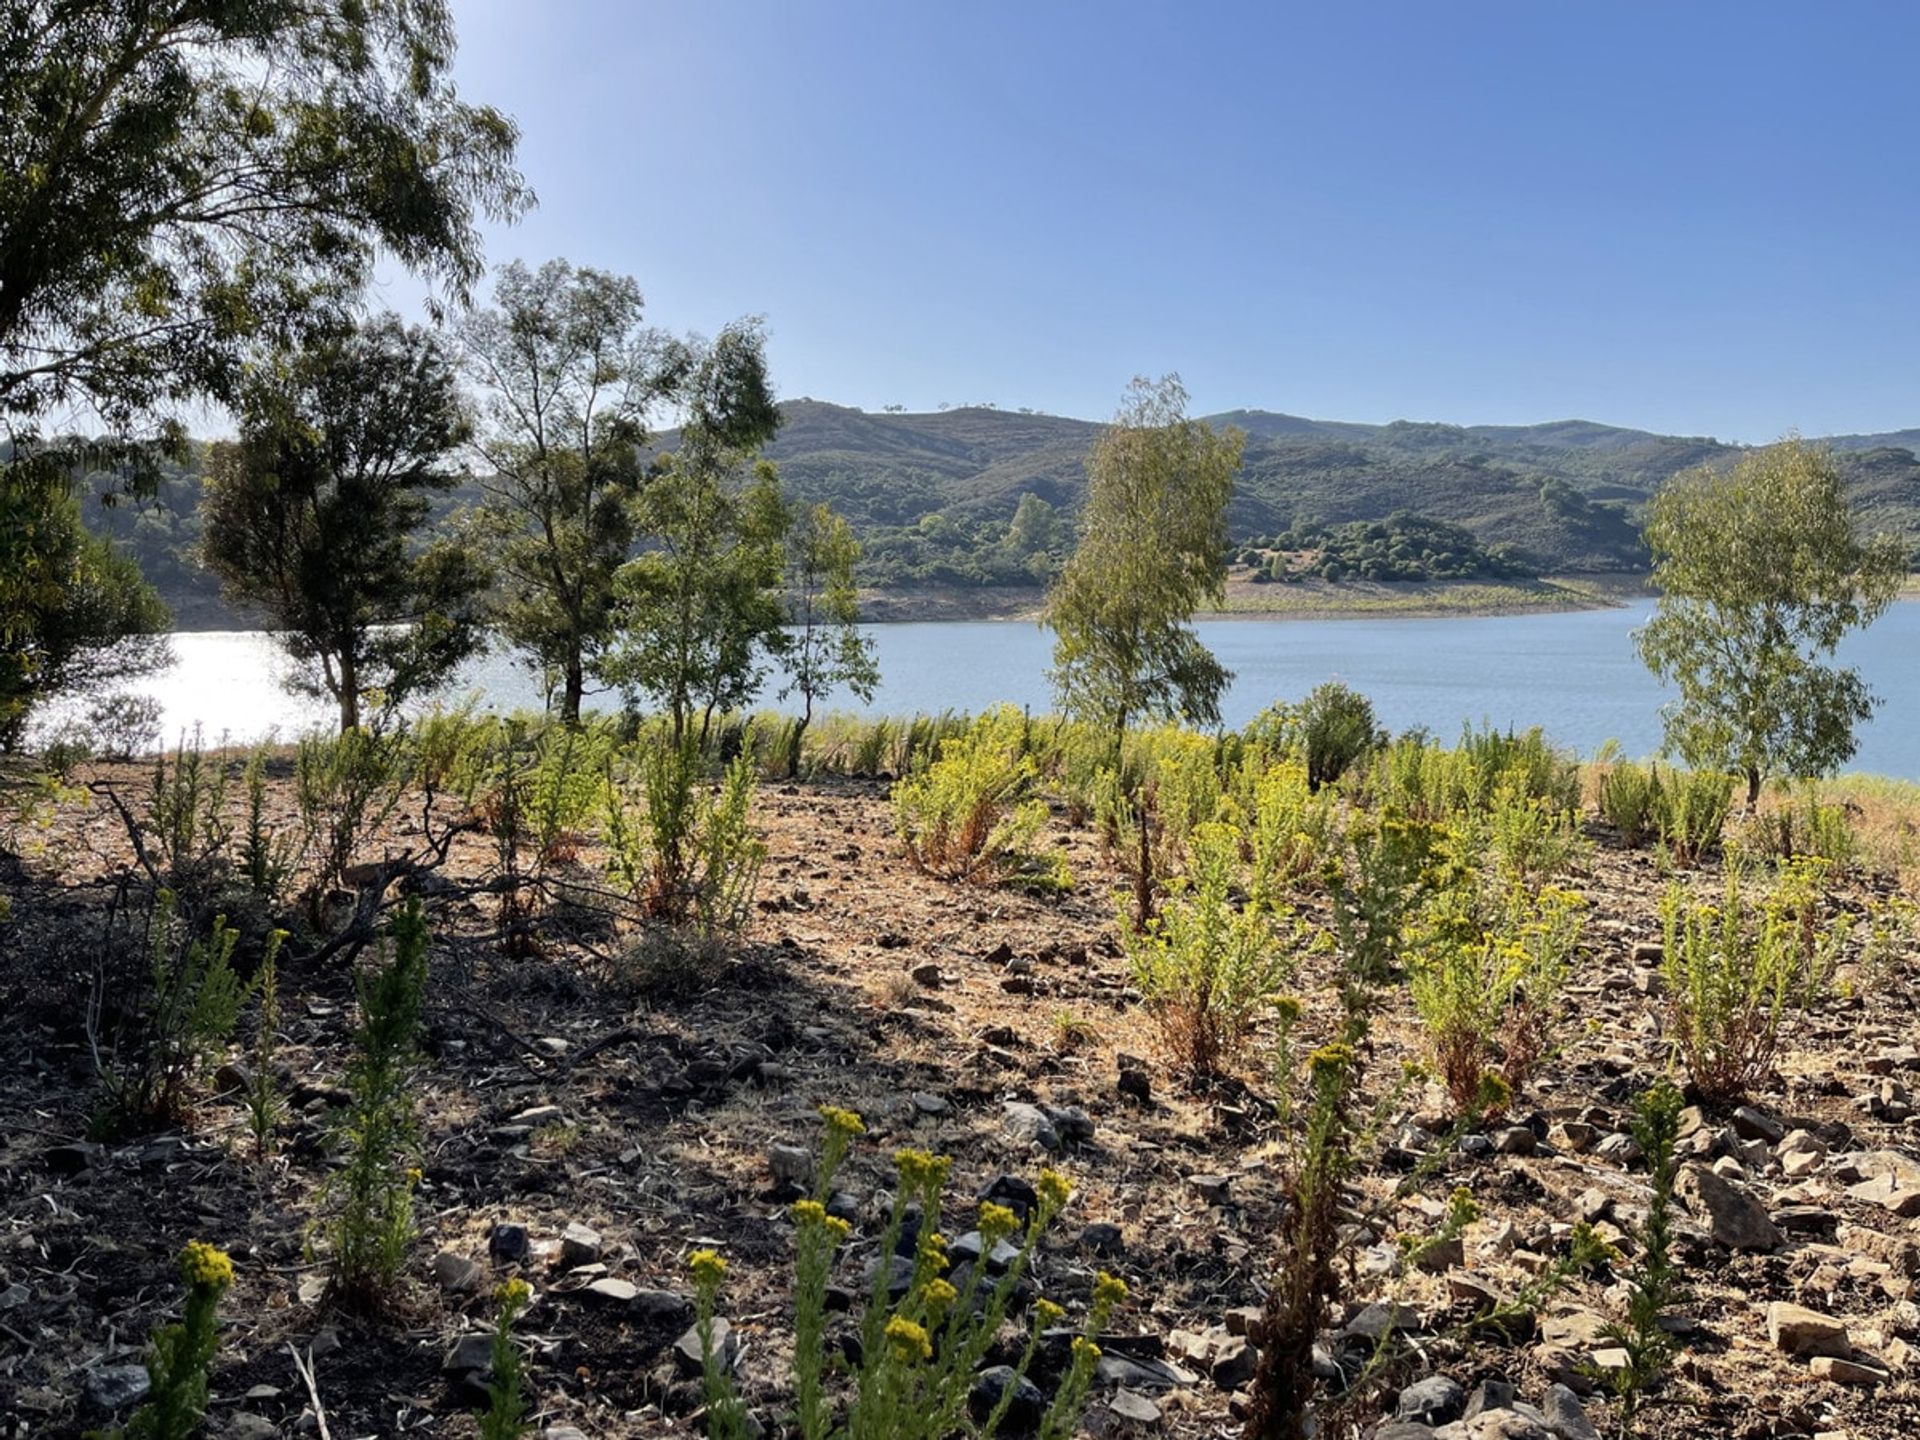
414,1,1920,441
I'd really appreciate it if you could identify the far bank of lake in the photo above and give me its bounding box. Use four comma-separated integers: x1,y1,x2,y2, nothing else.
90,597,1920,781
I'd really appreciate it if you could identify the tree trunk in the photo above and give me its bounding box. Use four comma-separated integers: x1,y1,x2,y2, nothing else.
1746,766,1762,811
560,653,584,728
787,698,813,780
337,652,360,734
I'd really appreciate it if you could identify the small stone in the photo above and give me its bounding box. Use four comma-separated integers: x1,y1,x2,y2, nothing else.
1809,1354,1887,1385
443,1333,494,1374
768,1144,814,1187
586,1278,637,1303
970,1366,1044,1428
910,962,944,988
1768,1302,1851,1358
1117,1067,1152,1104
228,1414,278,1440
1188,1172,1235,1205
1211,1335,1258,1388
1396,1374,1467,1425
1678,1164,1782,1251
433,1252,484,1292
1464,1380,1515,1418
85,1365,151,1412
978,1173,1040,1222
1002,1102,1060,1151
1046,1104,1095,1143
512,1104,564,1125
1081,1222,1125,1257
1543,1382,1600,1440
46,1142,104,1176
1847,1174,1920,1218
1491,1126,1536,1156
1109,1388,1163,1424
488,1223,530,1262
543,1429,590,1440
675,1316,736,1376
214,1059,254,1094
1731,1105,1785,1143
558,1221,603,1269
911,1091,950,1116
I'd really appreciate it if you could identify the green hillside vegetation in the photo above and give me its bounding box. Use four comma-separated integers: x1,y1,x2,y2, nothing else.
69,400,1920,624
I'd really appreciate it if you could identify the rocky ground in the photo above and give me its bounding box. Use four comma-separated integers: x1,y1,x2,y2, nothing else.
1,767,1918,1439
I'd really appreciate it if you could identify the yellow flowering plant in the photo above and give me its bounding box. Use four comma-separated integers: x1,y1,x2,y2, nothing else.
479,1278,534,1440
111,1242,233,1439
695,1107,1125,1440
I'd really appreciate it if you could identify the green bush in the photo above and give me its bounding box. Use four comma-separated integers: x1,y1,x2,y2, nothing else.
1597,758,1661,845
1232,756,1337,907
1120,821,1294,1079
1485,776,1587,884
1595,1080,1685,1425
692,1108,1125,1440
295,726,411,897
92,894,246,1135
893,706,1046,882
109,1240,235,1440
1655,766,1735,867
1660,862,1841,1103
242,929,287,1159
321,899,430,1311
479,1278,534,1440
1297,682,1384,790
605,731,765,935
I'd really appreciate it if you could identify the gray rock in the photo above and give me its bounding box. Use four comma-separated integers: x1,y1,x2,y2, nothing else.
1435,1411,1553,1440
1492,1126,1536,1156
85,1365,151,1412
1210,1335,1257,1389
586,1278,637,1303
1766,1301,1850,1358
1730,1105,1785,1143
910,961,944,988
227,1413,279,1439
443,1333,494,1374
432,1252,484,1292
1082,1221,1125,1256
1002,1102,1060,1151
1542,1383,1600,1440
558,1221,603,1269
1676,1163,1781,1251
1187,1172,1235,1205
675,1316,737,1376
1378,1427,1437,1440
970,1366,1045,1428
1108,1388,1162,1424
1093,1353,1197,1392
768,1144,813,1187
1397,1375,1467,1425
632,1288,694,1324
46,1142,105,1176
1465,1380,1516,1418
488,1222,529,1262
1046,1104,1096,1143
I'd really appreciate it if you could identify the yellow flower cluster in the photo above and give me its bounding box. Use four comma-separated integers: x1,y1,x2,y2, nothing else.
792,1199,851,1241
1308,1042,1355,1082
895,1148,951,1191
1092,1272,1129,1308
496,1277,533,1309
977,1201,1020,1245
921,1277,957,1315
1070,1335,1102,1365
1273,995,1304,1026
819,1105,866,1138
885,1315,933,1363
179,1240,234,1292
689,1249,728,1287
1033,1298,1065,1328
1036,1169,1071,1213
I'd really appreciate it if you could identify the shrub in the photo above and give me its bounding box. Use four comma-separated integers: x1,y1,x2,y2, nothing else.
1459,723,1582,813
143,728,234,908
242,930,288,1159
1409,881,1585,1114
1093,724,1224,924
86,692,164,761
692,1108,1124,1440
295,726,411,898
1598,758,1660,845
1740,786,1859,869
1485,776,1587,884
605,732,764,935
1121,821,1294,1080
91,895,246,1134
1297,681,1384,790
1655,766,1734,867
479,1278,534,1440
239,746,300,903
322,899,430,1310
1595,1080,1685,1426
112,1240,234,1440
1661,863,1841,1103
1233,757,1336,906
893,706,1046,882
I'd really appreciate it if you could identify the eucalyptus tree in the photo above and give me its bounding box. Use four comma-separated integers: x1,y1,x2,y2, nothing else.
778,503,879,775
0,0,526,734
1636,438,1906,806
1045,375,1244,744
200,318,485,733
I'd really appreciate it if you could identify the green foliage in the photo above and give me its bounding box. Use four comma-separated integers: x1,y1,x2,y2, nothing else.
1233,757,1338,906
479,1279,534,1440
605,732,764,935
200,316,486,732
240,747,300,903
1350,725,1579,826
608,396,789,745
1296,682,1385,790
1046,376,1244,737
1252,511,1527,583
144,730,234,908
1595,1080,1686,1428
1654,766,1736,868
295,728,412,898
1660,862,1842,1104
1738,787,1859,869
243,931,287,1160
109,1241,235,1440
323,901,430,1311
1092,724,1225,924
93,895,246,1134
693,1109,1122,1440
893,707,1046,882
1121,821,1295,1079
1484,776,1587,885
1598,759,1662,846
1409,880,1585,1114
1637,439,1907,805
780,502,880,776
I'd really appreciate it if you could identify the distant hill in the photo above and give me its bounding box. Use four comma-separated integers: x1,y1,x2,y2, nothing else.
74,401,1920,625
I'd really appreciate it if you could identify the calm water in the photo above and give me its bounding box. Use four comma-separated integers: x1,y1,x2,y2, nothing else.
77,599,1920,778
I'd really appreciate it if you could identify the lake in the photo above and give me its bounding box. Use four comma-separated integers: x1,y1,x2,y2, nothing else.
79,599,1920,779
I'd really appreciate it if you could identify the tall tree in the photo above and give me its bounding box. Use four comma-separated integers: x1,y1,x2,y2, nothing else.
200,318,484,733
0,0,525,737
605,324,786,745
779,503,879,776
1045,376,1244,742
458,260,666,724
1636,438,1906,806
